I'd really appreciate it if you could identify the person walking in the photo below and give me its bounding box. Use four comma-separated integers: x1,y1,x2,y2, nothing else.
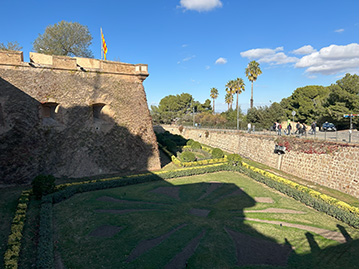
278,123,282,136
310,121,316,135
287,123,292,135
295,122,300,134
247,122,251,133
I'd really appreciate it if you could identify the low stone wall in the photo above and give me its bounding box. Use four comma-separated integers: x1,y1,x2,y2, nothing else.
158,125,359,198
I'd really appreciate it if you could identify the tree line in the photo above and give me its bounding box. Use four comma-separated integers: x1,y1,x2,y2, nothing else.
152,73,359,130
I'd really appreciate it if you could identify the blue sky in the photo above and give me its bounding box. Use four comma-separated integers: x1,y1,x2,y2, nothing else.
1,0,358,112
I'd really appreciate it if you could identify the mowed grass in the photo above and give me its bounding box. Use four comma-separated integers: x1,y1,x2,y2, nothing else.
54,172,359,269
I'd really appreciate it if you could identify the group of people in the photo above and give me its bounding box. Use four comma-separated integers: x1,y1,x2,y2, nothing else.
272,121,317,136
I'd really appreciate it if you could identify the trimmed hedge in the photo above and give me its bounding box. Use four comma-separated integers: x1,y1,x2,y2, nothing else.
180,151,196,162
32,175,56,200
36,202,53,269
237,163,359,228
211,148,224,159
3,190,31,269
159,142,227,168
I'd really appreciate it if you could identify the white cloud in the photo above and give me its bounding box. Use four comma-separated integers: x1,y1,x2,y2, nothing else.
291,45,316,55
295,43,359,75
335,28,345,33
182,55,196,62
178,55,196,64
240,47,298,65
205,65,211,70
215,57,227,64
240,47,283,59
179,0,222,12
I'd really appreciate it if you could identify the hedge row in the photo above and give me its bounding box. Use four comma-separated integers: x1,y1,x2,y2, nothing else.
159,142,227,167
3,190,31,269
36,202,53,269
236,163,359,228
241,163,359,217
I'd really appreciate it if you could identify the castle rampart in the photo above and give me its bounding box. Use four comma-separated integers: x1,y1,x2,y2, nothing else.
0,50,160,184
159,125,359,198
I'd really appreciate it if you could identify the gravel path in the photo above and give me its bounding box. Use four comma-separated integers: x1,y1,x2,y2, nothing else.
245,208,306,214
243,217,346,243
127,224,187,262
164,230,206,269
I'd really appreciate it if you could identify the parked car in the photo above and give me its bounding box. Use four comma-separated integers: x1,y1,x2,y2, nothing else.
321,122,336,131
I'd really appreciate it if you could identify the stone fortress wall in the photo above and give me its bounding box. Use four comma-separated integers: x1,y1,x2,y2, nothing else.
0,50,160,184
159,125,359,198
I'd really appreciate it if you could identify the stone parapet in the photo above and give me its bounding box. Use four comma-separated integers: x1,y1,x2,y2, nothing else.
0,50,23,65
0,50,148,79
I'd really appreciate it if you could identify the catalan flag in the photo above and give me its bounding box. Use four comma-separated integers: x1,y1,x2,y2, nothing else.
101,28,107,60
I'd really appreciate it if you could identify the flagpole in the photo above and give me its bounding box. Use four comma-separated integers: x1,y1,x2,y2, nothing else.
100,28,103,60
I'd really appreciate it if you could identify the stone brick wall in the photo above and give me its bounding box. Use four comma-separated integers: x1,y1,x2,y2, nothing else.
159,125,359,198
0,50,160,184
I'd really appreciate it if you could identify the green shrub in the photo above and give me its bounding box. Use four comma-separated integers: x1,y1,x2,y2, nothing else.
181,151,196,162
191,141,202,150
186,139,195,146
32,175,56,199
227,154,242,166
211,148,224,159
163,138,177,154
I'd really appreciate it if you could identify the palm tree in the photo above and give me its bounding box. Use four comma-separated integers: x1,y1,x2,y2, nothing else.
210,87,219,114
233,78,245,130
225,92,233,111
245,60,262,109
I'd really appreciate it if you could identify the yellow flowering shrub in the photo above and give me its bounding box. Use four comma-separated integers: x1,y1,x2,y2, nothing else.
4,190,30,269
243,161,359,217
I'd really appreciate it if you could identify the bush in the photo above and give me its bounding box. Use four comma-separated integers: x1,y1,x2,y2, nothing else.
186,139,195,146
163,138,177,154
227,154,242,166
211,148,224,159
191,141,202,150
181,151,196,162
32,175,56,199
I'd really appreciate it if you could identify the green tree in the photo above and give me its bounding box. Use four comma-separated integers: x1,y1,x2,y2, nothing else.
233,78,245,129
247,103,285,130
245,60,262,109
225,87,234,110
0,41,22,51
33,21,93,57
210,87,219,114
323,74,359,129
281,85,329,124
225,92,233,111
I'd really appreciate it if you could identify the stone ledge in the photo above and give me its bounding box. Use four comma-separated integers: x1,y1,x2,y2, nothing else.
0,50,148,78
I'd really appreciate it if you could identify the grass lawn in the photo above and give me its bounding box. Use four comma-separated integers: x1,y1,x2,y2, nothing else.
53,172,359,268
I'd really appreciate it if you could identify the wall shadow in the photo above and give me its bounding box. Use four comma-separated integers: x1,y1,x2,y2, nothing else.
0,77,158,184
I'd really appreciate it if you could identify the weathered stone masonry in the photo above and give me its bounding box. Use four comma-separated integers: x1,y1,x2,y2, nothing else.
0,50,160,184
160,125,359,198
